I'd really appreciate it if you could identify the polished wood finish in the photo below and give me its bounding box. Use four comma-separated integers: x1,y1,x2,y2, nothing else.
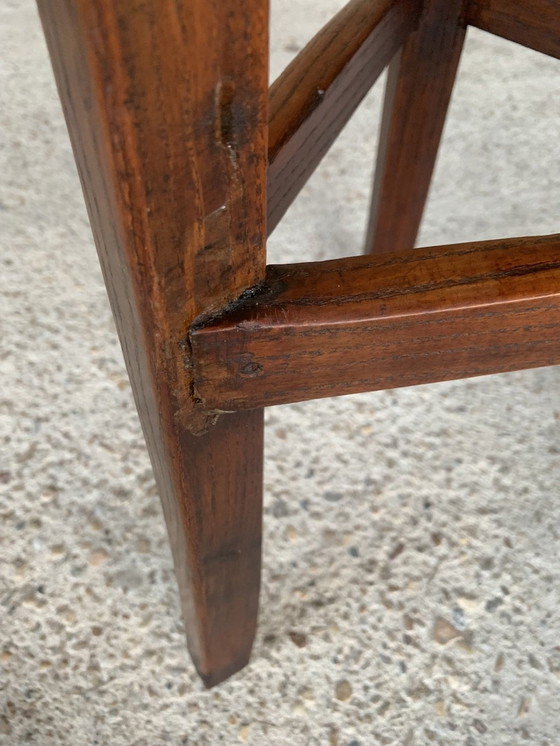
38,0,560,687
38,0,268,687
191,235,560,410
365,0,467,254
467,0,560,60
267,0,420,234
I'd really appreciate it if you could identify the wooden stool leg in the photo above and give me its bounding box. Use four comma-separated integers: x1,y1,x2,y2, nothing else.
176,411,264,687
365,0,467,254
38,0,268,686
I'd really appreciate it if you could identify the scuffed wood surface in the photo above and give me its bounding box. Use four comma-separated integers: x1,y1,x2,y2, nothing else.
191,235,560,410
38,0,268,686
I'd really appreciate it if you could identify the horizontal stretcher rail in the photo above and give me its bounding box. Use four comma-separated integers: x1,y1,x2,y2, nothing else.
466,0,560,60
190,234,560,410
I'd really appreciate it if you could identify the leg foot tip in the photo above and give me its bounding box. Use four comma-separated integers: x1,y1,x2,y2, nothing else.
196,653,252,688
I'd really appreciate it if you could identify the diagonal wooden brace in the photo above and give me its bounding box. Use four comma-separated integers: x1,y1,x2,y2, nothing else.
267,0,422,233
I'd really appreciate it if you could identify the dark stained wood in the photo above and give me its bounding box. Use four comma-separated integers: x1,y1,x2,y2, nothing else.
467,0,560,60
37,0,560,688
365,0,467,254
267,0,421,235
191,235,560,410
37,0,268,687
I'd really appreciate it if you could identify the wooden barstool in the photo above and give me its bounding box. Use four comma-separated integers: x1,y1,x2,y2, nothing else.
38,0,560,686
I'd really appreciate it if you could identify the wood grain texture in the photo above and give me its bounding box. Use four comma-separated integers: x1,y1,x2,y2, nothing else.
365,0,467,254
37,0,268,686
467,0,560,60
191,235,560,410
267,0,421,235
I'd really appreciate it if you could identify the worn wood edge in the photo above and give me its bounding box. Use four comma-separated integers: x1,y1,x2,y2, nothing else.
266,0,421,234
37,0,268,686
190,234,560,410
466,0,560,60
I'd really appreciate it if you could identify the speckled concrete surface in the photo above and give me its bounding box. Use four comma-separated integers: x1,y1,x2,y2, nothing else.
1,1,560,744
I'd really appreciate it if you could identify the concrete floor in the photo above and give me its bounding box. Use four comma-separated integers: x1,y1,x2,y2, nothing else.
1,1,559,744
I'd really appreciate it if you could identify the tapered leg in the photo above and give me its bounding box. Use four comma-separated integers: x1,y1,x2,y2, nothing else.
177,411,264,687
38,0,269,685
365,0,467,254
